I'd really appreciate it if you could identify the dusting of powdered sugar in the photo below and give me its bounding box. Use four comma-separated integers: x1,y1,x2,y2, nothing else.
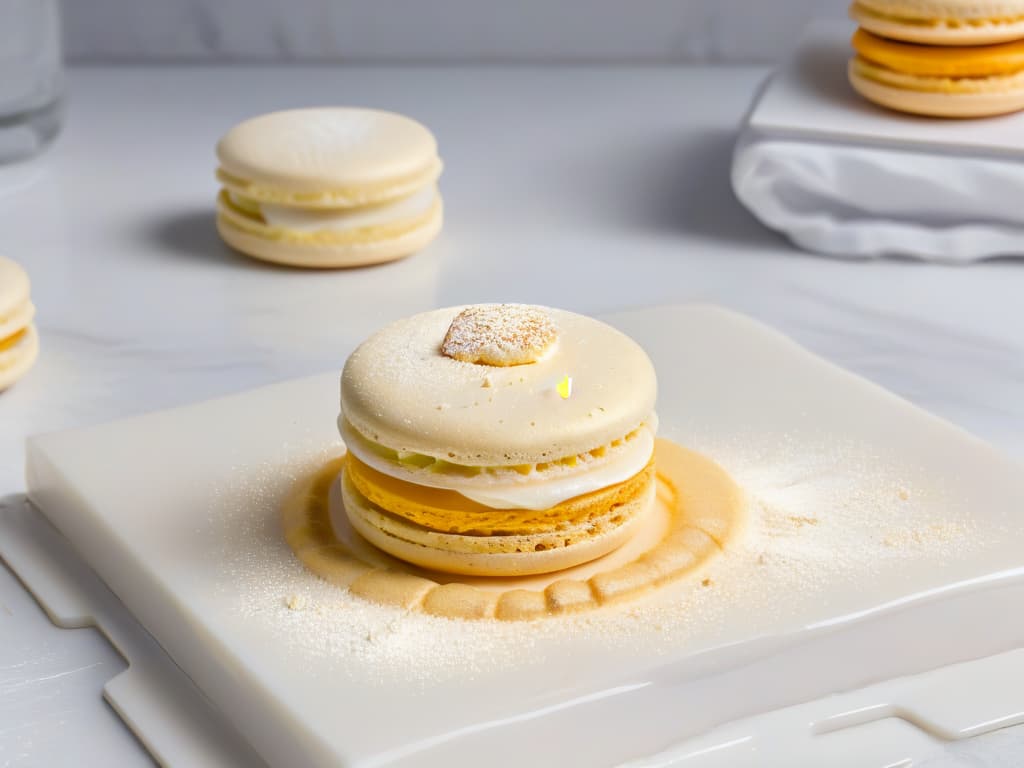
208,433,991,689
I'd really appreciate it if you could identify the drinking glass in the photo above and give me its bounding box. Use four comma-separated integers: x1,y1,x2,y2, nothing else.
0,0,62,162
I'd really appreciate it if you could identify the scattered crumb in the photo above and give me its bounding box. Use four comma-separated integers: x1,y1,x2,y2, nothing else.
482,375,493,388
787,516,819,528
701,577,713,588
285,594,308,611
897,487,911,501
883,522,968,549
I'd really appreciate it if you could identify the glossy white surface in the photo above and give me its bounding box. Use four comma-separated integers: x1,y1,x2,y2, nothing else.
0,65,1022,765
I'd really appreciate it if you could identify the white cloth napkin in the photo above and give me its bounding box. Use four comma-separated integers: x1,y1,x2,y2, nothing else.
731,23,1024,263
732,135,1024,262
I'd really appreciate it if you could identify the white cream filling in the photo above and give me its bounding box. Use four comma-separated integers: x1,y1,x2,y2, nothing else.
341,418,656,511
0,299,34,342
242,184,437,234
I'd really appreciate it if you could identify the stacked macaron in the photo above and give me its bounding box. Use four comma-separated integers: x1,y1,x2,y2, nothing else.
849,0,1024,117
338,304,659,577
0,256,38,391
216,107,443,268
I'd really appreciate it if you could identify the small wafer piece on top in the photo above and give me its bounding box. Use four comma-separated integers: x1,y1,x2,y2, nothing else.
441,304,558,367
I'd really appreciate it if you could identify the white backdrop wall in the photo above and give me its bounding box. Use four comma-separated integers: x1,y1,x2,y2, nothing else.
63,0,849,64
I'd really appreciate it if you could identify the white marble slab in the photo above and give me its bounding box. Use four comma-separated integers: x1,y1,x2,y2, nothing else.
16,304,1024,766
0,64,1022,766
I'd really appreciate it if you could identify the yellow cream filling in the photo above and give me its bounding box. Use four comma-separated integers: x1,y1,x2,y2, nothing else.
852,29,1024,76
217,189,439,245
853,55,1024,92
346,453,654,536
0,328,27,353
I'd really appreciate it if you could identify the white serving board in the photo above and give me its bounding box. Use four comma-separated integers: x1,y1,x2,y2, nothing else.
0,496,265,767
5,495,1024,768
15,305,1024,767
749,21,1024,158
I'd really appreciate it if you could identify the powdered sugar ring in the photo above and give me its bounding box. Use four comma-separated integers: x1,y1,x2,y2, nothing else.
441,304,558,367
281,440,745,621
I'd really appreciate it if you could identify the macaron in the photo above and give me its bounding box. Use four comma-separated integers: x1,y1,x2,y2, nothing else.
338,304,659,577
216,107,443,268
850,0,1024,45
849,28,1024,116
0,256,39,391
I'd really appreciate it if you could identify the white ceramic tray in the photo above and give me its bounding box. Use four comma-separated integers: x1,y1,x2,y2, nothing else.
9,305,1024,767
749,21,1024,157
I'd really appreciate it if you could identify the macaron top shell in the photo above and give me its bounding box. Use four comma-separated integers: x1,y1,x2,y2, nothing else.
341,306,657,467
216,107,440,195
856,0,1024,19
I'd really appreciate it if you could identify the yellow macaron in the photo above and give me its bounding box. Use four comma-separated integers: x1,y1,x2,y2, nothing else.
0,256,38,392
849,28,1024,116
215,107,443,268
338,304,659,577
850,0,1024,45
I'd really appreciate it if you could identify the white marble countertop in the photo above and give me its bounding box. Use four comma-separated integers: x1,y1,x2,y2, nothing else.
0,65,1022,766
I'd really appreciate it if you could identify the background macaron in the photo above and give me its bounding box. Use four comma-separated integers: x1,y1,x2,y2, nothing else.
848,0,1024,118
0,256,39,392
215,107,443,268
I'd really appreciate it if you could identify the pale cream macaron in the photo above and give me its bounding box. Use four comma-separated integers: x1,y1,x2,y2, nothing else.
849,28,1024,116
0,256,39,391
850,0,1024,45
216,107,443,268
338,304,659,577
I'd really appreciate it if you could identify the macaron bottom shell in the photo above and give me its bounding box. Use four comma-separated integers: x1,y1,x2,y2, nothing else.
216,198,443,268
849,58,1024,116
282,440,745,621
341,465,657,577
